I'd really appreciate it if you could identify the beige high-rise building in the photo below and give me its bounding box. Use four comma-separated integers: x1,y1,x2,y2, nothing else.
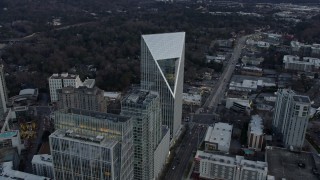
57,86,107,112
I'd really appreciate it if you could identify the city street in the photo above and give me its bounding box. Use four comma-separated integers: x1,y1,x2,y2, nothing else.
203,35,249,112
165,125,207,180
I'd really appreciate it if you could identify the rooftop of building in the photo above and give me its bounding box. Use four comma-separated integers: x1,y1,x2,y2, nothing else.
49,72,79,79
142,32,185,61
231,75,275,83
195,150,267,170
58,86,103,95
82,79,95,88
293,95,311,103
0,130,18,139
50,129,118,148
122,90,158,106
104,91,121,100
31,154,53,167
205,123,232,148
0,161,50,180
57,108,130,123
266,146,320,180
249,115,264,135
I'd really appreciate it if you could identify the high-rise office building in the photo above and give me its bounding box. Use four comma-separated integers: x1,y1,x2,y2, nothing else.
57,86,107,112
140,32,185,138
273,89,311,148
0,64,8,118
52,108,134,180
121,90,162,180
50,129,120,180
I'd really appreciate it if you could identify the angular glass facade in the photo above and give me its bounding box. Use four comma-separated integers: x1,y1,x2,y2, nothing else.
140,32,185,138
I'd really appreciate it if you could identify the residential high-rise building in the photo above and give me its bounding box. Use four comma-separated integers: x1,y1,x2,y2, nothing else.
48,73,95,102
0,64,8,118
57,86,107,112
52,108,134,180
121,90,162,180
273,89,311,148
140,32,185,138
48,73,83,102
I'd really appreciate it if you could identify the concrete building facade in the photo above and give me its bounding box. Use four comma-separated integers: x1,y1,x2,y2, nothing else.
273,89,311,148
140,32,185,138
57,86,107,112
248,115,264,151
194,151,268,180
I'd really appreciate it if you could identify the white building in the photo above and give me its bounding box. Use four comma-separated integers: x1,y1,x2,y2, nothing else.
273,89,311,148
194,151,268,180
206,55,226,63
103,91,122,101
0,161,50,180
153,126,170,179
140,32,185,138
48,73,95,102
229,79,276,92
248,115,264,151
283,55,320,72
183,93,201,105
0,130,23,155
32,154,54,179
204,123,232,153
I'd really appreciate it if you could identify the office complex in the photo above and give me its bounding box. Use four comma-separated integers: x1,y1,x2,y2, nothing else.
57,86,107,112
32,154,54,179
50,129,121,180
48,73,95,102
194,151,268,180
273,89,311,148
140,32,185,138
0,64,8,118
121,90,162,180
51,108,134,180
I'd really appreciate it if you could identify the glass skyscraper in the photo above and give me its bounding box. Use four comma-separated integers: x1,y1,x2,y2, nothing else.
51,108,134,180
140,32,185,138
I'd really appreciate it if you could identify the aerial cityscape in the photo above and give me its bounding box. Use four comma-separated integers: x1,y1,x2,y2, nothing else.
0,0,320,180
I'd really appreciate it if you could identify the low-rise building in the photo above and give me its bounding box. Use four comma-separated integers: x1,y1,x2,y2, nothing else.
226,98,252,113
248,115,264,151
229,75,276,92
240,66,263,76
104,91,122,101
204,123,232,153
32,154,54,179
0,161,50,180
0,130,23,155
206,55,226,63
183,93,201,105
194,151,268,180
283,55,320,72
241,56,264,66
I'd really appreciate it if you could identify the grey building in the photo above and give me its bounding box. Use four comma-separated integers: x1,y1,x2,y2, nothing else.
273,89,311,148
121,90,162,180
52,108,134,180
140,32,185,138
0,64,8,119
57,86,107,112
